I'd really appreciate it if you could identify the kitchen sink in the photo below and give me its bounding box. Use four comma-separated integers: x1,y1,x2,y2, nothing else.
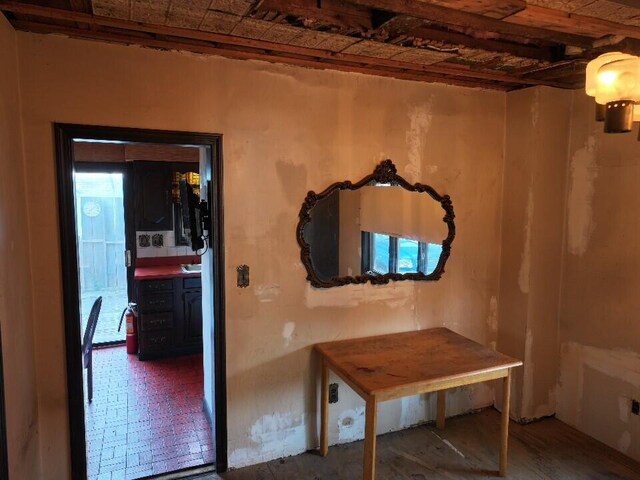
181,264,202,273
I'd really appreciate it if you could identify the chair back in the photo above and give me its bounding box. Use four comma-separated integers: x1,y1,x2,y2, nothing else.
82,296,102,357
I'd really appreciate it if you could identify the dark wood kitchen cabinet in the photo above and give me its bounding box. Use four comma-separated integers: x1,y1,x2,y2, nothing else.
134,161,173,231
183,290,203,344
136,276,202,360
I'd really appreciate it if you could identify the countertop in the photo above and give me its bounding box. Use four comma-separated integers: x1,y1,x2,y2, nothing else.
134,264,201,280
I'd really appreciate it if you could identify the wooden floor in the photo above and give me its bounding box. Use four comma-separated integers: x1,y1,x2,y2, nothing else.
199,409,640,480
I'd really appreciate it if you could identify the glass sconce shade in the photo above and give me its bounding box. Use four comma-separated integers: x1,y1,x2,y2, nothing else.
596,57,640,105
586,52,634,98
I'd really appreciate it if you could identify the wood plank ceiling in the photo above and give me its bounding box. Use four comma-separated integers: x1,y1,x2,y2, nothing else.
2,0,640,90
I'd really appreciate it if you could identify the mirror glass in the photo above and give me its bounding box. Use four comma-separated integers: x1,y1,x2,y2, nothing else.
302,179,451,285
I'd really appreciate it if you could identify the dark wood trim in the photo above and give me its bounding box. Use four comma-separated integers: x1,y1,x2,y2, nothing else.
210,140,228,472
389,236,399,274
54,124,228,478
0,323,9,480
296,159,456,288
54,123,88,480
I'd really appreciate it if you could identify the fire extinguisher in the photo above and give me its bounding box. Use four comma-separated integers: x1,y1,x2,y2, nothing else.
118,303,138,354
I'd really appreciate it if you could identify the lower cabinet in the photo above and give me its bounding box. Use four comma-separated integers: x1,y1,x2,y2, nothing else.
136,276,202,360
183,290,203,344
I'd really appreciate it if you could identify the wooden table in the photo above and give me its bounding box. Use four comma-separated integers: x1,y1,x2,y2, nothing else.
314,327,523,479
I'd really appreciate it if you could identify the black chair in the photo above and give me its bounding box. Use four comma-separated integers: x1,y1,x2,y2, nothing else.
81,296,102,403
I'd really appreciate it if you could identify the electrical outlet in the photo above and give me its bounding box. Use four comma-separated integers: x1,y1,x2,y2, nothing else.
632,399,640,415
329,383,339,404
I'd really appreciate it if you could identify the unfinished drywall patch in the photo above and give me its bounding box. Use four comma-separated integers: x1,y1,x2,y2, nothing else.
304,281,416,308
567,136,598,256
337,407,366,442
531,87,540,127
619,431,631,453
399,395,432,429
486,296,498,351
521,328,534,416
518,185,534,294
557,341,640,461
229,412,308,468
282,321,296,347
405,97,435,182
255,284,281,302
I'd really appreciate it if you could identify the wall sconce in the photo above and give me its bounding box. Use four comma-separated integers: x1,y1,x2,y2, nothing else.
585,52,638,133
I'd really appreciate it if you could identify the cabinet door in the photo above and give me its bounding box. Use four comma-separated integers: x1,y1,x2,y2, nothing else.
134,161,172,231
183,290,203,344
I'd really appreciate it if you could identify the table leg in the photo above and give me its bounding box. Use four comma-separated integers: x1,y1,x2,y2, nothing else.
320,359,329,457
500,370,512,477
437,390,446,429
363,397,378,480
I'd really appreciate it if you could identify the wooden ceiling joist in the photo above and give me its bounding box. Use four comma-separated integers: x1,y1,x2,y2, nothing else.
409,25,558,61
2,0,638,90
346,0,596,47
10,19,512,90
0,1,570,89
504,5,640,41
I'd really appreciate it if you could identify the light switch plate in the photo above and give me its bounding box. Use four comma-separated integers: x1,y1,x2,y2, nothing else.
237,264,250,288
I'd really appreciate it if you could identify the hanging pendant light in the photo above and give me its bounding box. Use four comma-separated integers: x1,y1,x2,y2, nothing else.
596,57,640,133
585,52,634,122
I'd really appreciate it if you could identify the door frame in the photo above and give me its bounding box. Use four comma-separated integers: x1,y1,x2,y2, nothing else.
0,323,9,480
54,124,228,478
74,161,136,347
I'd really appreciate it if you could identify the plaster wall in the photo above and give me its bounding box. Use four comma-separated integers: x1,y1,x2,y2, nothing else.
15,32,506,476
498,86,571,421
556,91,640,462
0,15,41,480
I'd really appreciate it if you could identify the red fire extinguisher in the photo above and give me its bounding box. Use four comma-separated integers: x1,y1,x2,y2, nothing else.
118,303,138,354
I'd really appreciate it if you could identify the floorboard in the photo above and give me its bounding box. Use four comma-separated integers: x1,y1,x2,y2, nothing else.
197,409,640,479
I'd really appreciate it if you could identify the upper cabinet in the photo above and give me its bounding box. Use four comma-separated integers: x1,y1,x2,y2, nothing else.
134,161,173,231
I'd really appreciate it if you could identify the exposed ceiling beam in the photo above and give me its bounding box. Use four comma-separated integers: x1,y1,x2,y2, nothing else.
408,0,526,20
607,0,640,8
346,0,595,47
0,1,569,88
410,26,559,61
9,19,514,91
503,5,640,41
68,0,92,14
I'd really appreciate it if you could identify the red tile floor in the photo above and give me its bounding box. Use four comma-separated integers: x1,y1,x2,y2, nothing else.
84,346,214,480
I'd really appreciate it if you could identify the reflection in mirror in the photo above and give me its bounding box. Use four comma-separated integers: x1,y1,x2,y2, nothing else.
297,160,455,288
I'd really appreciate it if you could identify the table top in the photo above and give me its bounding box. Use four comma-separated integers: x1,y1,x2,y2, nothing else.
314,327,522,400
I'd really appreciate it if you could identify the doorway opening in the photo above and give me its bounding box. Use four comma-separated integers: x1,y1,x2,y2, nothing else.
56,125,227,480
74,169,129,346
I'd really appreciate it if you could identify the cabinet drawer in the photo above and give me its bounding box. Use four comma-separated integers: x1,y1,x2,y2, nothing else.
183,277,201,290
138,292,173,312
139,330,173,352
140,312,173,332
139,279,173,294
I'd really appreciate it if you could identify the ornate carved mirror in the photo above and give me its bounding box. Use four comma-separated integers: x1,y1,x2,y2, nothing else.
297,160,456,288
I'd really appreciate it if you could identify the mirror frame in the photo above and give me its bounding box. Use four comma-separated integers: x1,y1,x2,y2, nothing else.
296,159,456,288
